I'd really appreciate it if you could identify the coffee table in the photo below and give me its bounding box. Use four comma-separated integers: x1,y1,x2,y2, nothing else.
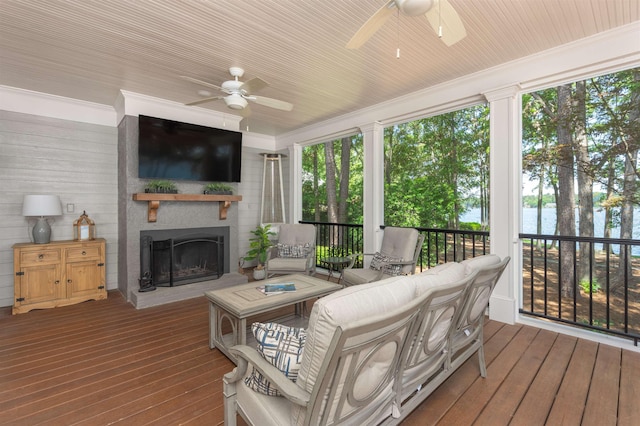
205,273,343,363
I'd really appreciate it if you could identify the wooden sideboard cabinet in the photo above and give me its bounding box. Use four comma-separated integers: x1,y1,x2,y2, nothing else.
13,238,107,314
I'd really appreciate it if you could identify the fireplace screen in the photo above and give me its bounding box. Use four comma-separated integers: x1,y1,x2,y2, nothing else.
141,233,224,287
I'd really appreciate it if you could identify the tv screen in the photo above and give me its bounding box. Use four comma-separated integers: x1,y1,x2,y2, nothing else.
138,115,242,182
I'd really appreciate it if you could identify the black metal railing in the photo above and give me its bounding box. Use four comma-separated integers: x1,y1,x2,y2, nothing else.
413,226,490,271
300,221,639,343
300,221,364,266
300,221,489,271
520,233,640,345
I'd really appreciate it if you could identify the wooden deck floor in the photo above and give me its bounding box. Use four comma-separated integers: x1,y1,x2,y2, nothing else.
1,290,639,425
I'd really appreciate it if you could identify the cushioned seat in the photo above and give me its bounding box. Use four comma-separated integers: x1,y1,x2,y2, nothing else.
264,224,316,278
342,226,424,286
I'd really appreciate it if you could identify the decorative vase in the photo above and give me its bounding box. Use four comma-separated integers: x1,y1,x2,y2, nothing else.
253,268,266,281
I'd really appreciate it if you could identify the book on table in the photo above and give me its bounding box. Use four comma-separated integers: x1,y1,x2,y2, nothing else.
257,282,296,295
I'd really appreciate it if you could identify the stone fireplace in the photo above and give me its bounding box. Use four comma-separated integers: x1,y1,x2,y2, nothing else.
117,115,247,309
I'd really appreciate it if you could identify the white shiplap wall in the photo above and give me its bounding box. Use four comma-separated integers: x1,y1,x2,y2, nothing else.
0,110,118,307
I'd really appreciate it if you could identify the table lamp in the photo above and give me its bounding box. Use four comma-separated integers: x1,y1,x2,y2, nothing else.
22,194,63,244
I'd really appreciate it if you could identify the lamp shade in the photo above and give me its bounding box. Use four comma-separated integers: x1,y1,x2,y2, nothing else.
22,195,62,217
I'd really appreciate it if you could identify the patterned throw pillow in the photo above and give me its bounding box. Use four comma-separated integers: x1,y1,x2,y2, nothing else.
244,322,307,396
277,243,312,258
369,252,403,276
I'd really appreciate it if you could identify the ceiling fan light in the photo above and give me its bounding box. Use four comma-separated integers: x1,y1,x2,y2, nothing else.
396,0,435,16
224,94,247,110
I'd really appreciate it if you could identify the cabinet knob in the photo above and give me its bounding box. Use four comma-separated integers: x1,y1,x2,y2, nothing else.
38,254,44,259
55,280,60,284
82,251,86,255
67,279,72,284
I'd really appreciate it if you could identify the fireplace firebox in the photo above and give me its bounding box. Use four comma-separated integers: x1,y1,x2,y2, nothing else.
140,227,230,290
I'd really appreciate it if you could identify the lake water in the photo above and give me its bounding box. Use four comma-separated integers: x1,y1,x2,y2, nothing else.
461,207,640,255
460,207,640,240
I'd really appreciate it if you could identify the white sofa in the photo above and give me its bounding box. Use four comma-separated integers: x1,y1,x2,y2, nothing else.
223,254,510,425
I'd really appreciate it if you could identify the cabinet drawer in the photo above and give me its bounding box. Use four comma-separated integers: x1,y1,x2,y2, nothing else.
66,246,101,261
20,250,60,265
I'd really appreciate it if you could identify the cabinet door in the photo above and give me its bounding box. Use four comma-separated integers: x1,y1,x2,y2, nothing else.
65,260,104,299
16,263,62,306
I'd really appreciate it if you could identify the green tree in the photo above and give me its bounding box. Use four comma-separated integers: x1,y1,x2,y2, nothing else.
383,105,489,230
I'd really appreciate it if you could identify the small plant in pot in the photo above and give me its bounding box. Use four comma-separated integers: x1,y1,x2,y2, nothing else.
203,182,233,195
144,180,178,194
243,224,275,280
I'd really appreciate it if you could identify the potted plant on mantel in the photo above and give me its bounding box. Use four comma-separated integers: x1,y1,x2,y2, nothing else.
144,180,178,194
203,182,233,195
243,224,275,280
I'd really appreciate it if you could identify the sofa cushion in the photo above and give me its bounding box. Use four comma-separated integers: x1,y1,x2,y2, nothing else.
244,322,306,396
277,242,312,258
460,254,501,274
411,262,467,296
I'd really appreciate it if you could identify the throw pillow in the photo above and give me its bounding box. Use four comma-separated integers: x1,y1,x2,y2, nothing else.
244,322,307,396
369,252,403,276
277,243,312,258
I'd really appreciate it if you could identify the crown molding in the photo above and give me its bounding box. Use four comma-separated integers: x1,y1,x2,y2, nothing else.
0,85,116,126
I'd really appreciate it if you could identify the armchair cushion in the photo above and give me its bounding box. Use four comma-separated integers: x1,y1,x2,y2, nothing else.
266,257,311,272
277,242,312,258
379,227,420,275
342,267,386,285
244,322,306,396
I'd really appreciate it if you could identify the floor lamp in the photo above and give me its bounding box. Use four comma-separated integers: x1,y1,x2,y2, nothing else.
260,153,286,226
22,194,63,244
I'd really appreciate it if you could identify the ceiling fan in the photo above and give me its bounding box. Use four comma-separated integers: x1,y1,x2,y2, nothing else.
347,0,466,49
182,67,293,115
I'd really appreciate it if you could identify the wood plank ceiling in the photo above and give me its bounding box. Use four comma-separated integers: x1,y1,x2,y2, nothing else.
0,0,638,135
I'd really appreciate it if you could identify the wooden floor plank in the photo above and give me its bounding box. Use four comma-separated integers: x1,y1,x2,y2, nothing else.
546,338,599,425
0,289,636,425
582,344,621,426
618,349,640,426
435,325,540,425
473,328,557,425
510,333,578,425
15,350,217,425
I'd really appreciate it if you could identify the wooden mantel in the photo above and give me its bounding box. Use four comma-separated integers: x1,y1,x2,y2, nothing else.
132,193,243,222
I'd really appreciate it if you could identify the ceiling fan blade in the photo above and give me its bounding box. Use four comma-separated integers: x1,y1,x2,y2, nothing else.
346,0,396,49
180,75,223,91
185,96,224,106
241,77,269,94
250,96,293,111
240,105,252,118
425,0,466,46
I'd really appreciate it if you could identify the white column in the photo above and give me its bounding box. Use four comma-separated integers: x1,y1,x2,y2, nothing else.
360,122,385,261
483,85,521,325
288,144,303,224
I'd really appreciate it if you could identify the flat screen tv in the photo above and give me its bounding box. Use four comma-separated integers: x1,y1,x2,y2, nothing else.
138,115,242,182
